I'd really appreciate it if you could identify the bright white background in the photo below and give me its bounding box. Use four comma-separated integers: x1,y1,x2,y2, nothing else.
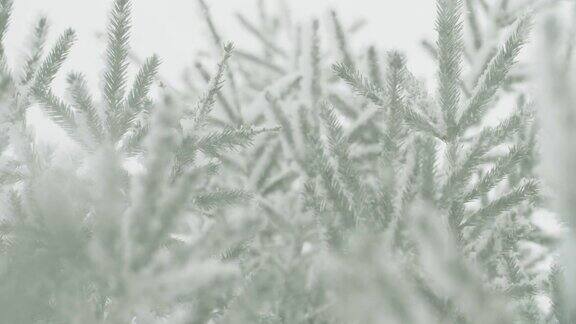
6,0,437,91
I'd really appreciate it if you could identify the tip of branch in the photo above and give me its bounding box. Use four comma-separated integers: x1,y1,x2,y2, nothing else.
223,42,235,53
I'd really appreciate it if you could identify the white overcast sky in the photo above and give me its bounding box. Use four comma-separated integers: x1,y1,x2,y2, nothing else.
6,0,437,91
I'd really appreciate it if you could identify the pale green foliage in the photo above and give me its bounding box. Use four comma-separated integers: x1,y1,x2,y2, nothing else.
0,0,567,323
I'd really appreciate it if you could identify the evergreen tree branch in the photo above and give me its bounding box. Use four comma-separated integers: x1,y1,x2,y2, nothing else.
0,0,12,62
190,43,234,133
21,16,48,86
462,179,538,228
367,46,383,88
194,189,252,211
103,0,131,138
330,10,354,69
126,54,160,113
32,28,75,94
457,16,531,132
309,19,322,108
436,0,464,139
33,89,82,146
236,13,286,59
66,72,104,144
196,125,278,156
462,145,528,202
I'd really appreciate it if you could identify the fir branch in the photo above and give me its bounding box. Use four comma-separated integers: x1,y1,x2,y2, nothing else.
265,92,297,152
197,0,224,48
377,52,413,223
21,16,48,86
383,52,406,148
463,179,538,228
476,111,523,148
418,137,439,200
137,167,199,264
436,0,464,139
305,128,355,227
219,238,252,262
549,266,575,324
319,101,363,200
194,60,238,125
330,10,354,69
198,5,249,125
196,125,277,156
0,0,12,61
441,142,488,205
328,93,358,119
140,101,178,199
442,112,523,204
297,107,316,153
257,197,295,231
119,106,150,155
293,24,302,69
66,72,104,144
367,46,383,88
34,89,80,144
333,62,385,106
398,96,445,139
128,99,179,266
462,145,528,202
194,189,252,211
309,19,322,107
32,28,76,94
422,39,439,61
194,3,248,127
250,140,282,190
103,0,131,137
343,106,381,141
397,150,420,218
172,159,221,186
235,49,285,74
305,180,344,249
503,253,537,299
277,74,302,101
191,43,234,132
126,54,160,113
236,13,286,58
335,55,442,139
457,16,531,132
465,0,482,50
261,170,298,196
